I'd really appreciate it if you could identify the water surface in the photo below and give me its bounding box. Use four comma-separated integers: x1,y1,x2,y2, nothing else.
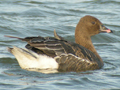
0,0,120,90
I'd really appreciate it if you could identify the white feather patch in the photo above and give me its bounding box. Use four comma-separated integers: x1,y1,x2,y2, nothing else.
11,46,59,70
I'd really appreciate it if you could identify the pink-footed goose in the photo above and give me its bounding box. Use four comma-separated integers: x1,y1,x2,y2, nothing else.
5,15,113,73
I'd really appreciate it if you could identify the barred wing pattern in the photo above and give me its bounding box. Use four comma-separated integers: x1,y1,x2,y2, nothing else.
20,36,100,71
55,54,98,72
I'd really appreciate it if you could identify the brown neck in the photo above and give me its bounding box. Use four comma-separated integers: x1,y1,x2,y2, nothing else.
75,28,103,65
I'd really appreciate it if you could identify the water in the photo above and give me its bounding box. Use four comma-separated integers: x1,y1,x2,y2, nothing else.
0,0,120,90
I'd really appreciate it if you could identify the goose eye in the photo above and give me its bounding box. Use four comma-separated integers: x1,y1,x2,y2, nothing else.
92,22,95,25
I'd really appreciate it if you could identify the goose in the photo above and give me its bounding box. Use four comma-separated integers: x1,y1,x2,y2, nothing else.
5,15,113,73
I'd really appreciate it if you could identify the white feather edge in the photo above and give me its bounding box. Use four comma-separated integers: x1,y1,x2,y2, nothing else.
10,46,59,71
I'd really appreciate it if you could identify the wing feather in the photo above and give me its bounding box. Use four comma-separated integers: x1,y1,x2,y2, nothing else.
24,37,69,57
54,54,98,72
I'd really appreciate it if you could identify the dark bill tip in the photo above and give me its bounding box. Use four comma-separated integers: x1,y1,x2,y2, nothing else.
110,30,113,33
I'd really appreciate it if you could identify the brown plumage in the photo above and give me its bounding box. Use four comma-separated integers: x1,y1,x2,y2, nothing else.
5,15,113,72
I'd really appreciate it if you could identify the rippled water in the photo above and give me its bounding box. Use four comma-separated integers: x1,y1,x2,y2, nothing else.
0,0,120,90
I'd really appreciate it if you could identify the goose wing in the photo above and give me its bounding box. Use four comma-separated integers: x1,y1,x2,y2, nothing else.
24,36,75,57
54,30,65,40
54,53,98,72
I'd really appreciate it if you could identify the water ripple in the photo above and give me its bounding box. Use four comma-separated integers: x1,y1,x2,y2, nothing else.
0,0,120,90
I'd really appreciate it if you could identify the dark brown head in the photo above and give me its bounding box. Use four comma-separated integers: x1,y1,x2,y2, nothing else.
74,15,112,66
75,15,113,37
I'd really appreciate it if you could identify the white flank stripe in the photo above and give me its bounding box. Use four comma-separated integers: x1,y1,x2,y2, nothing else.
11,46,59,70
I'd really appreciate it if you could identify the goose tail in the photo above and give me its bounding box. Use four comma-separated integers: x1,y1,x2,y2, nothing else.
7,46,38,59
7,46,59,72
7,46,39,69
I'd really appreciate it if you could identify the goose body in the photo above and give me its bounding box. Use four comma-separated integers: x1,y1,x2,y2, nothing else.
6,15,113,73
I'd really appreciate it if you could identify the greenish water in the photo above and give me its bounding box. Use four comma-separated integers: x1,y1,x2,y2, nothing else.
0,0,120,90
